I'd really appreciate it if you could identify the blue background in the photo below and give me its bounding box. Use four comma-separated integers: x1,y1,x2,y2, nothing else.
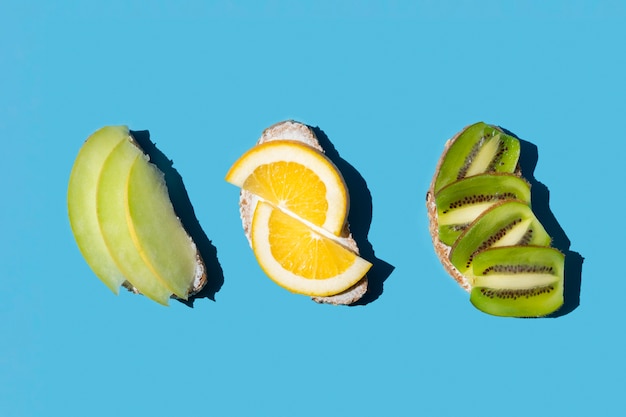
2,1,624,416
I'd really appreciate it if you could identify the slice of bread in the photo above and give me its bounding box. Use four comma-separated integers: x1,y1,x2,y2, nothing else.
426,126,473,291
239,120,368,305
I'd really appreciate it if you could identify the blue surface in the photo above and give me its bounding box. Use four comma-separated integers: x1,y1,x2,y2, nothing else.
2,2,625,416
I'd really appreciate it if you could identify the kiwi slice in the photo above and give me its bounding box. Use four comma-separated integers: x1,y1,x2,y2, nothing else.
471,245,564,287
434,122,520,194
449,200,551,276
470,282,563,317
469,246,564,316
435,173,531,246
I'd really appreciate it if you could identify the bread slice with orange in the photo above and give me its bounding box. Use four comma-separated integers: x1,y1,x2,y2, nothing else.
225,120,370,305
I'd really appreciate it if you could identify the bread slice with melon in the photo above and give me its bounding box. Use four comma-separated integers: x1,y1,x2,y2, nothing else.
68,126,207,305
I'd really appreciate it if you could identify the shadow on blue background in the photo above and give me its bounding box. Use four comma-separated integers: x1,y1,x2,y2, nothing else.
311,125,395,305
506,129,584,317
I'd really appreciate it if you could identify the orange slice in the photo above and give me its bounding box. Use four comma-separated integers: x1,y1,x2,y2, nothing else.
225,140,348,236
251,202,371,296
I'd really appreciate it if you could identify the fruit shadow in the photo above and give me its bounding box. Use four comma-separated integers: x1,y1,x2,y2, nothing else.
310,126,395,305
503,128,584,317
131,130,224,307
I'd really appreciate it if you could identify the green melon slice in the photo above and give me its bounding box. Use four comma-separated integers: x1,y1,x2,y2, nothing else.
68,126,129,293
96,139,173,305
126,154,200,300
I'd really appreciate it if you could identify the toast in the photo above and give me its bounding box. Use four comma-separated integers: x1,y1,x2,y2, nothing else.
238,120,368,305
425,126,472,291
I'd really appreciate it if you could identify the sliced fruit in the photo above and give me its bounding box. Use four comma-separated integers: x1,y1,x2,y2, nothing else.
225,140,348,236
250,201,371,296
68,126,129,293
434,122,520,194
96,138,174,305
470,281,563,317
469,247,564,317
449,200,551,276
126,154,200,300
471,244,563,283
69,126,205,305
435,173,531,245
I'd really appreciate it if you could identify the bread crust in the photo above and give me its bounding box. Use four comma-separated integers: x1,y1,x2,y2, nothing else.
239,120,368,305
426,126,472,291
122,250,207,298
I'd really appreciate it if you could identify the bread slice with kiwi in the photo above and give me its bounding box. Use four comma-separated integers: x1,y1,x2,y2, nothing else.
238,120,368,305
426,122,564,317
